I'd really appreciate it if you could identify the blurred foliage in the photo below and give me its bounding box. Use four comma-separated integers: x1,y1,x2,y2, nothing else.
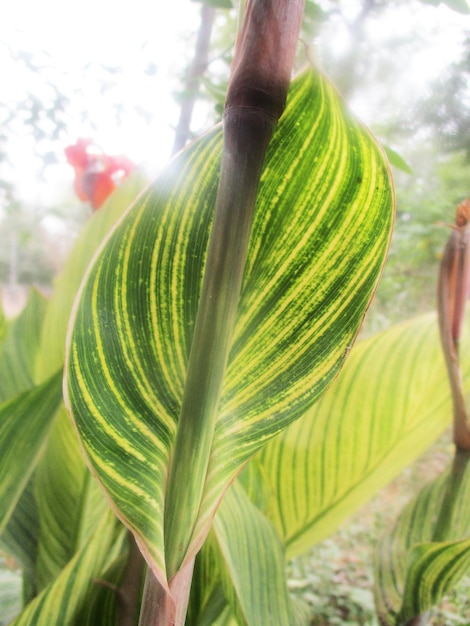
2,0,470,329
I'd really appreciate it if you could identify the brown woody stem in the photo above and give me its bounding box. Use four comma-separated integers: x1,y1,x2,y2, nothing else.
437,200,470,450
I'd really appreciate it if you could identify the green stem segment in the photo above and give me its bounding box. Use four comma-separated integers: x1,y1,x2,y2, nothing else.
163,109,277,578
163,0,305,580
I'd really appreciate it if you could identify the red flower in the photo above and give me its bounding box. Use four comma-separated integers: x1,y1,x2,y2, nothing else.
65,139,135,209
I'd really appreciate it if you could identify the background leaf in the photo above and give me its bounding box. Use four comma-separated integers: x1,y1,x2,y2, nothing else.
36,172,148,383
0,290,47,402
375,450,470,624
10,510,125,626
33,406,108,591
0,372,63,533
212,482,295,626
382,145,413,175
256,312,464,560
66,67,393,583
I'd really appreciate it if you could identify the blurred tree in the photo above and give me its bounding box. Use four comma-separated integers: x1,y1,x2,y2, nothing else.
419,32,470,159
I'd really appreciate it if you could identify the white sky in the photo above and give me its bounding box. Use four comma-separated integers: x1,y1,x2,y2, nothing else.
2,0,470,210
1,0,206,206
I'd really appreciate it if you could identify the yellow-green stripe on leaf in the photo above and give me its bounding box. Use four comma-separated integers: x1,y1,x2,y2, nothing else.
65,67,394,584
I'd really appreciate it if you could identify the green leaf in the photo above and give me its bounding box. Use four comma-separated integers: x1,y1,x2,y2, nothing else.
1,480,40,602
257,312,457,559
375,451,470,624
382,145,413,175
0,290,48,402
10,510,125,626
398,538,470,622
34,406,108,591
0,371,63,533
36,172,148,383
213,482,295,626
66,68,393,584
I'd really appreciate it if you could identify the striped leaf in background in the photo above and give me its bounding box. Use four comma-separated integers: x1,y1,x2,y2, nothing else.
375,448,470,624
1,480,39,603
257,312,465,560
9,510,126,626
0,372,63,534
65,67,394,585
212,482,295,626
0,178,147,622
33,406,109,591
0,290,47,402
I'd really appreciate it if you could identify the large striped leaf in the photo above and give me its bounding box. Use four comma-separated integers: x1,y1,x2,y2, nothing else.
65,67,393,585
256,312,461,559
375,451,470,624
10,510,125,626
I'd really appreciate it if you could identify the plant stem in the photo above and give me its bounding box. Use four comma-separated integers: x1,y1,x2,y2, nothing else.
138,559,194,626
163,0,305,580
171,4,216,155
437,201,470,450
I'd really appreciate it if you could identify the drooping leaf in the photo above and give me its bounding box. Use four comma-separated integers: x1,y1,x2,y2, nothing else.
1,479,40,603
36,172,148,383
0,290,47,403
382,145,413,175
375,451,470,624
10,510,125,626
187,533,228,626
34,406,108,591
256,312,463,559
66,67,394,584
397,538,470,623
0,371,63,533
213,482,295,626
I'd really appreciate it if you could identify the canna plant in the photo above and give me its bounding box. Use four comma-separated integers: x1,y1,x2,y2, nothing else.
374,199,470,625
1,0,468,624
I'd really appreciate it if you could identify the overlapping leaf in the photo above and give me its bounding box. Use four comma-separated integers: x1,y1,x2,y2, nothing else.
65,67,394,584
0,372,63,533
256,312,467,559
375,449,470,624
10,510,125,626
212,482,295,626
34,406,108,591
0,290,47,402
